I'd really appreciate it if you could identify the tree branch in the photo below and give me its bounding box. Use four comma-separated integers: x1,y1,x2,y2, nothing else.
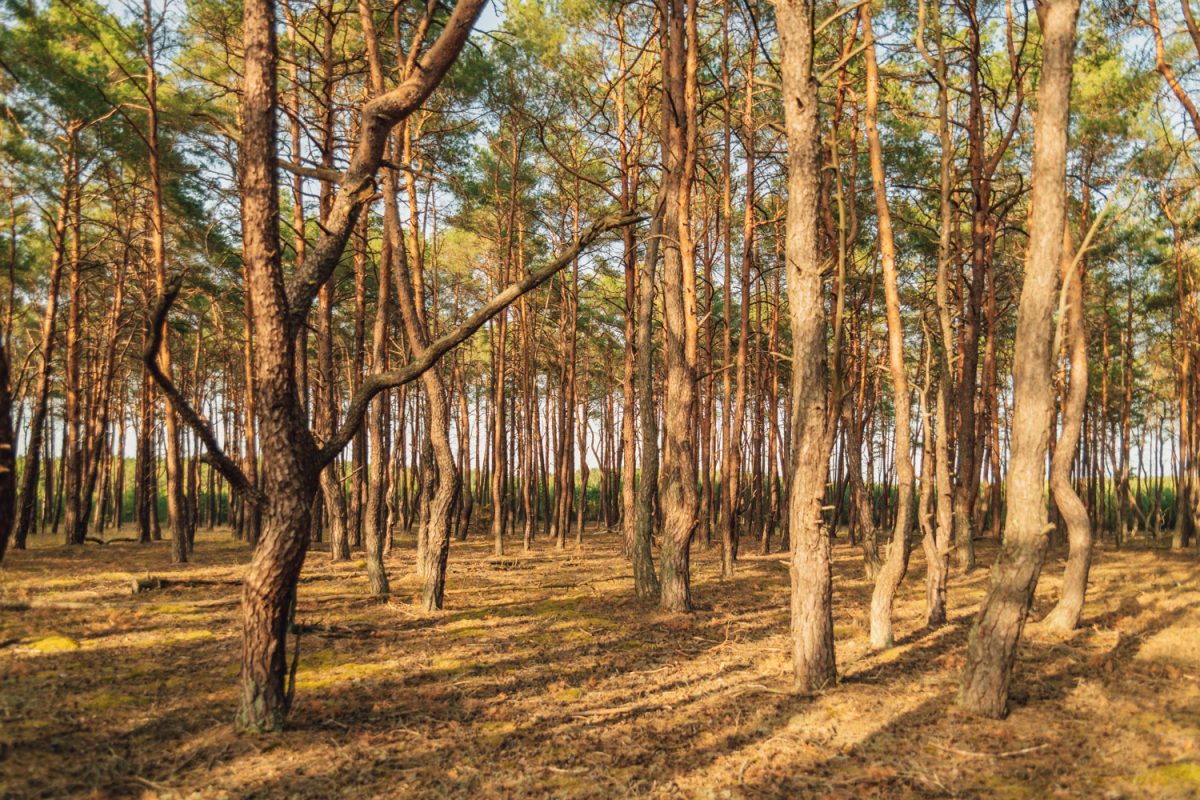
282,0,488,336
316,211,645,469
144,277,262,504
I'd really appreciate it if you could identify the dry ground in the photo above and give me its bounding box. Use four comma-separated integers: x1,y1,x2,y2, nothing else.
1,524,1199,799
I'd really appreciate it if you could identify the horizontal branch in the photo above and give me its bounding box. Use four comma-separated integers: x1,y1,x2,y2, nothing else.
278,157,432,184
144,278,262,504
316,211,646,469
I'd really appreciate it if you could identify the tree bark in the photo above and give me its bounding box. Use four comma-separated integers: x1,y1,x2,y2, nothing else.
779,0,837,692
958,0,1081,718
657,0,700,612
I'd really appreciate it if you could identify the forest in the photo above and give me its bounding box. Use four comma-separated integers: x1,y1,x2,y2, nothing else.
0,0,1199,794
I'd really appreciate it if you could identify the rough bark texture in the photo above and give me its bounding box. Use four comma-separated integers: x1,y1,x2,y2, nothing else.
779,0,837,693
235,0,316,730
958,0,1080,718
651,0,701,612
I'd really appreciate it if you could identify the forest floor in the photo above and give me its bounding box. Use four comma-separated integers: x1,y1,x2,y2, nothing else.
1,525,1199,799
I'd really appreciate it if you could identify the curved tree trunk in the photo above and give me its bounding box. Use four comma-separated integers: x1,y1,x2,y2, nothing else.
918,0,955,629
1043,223,1091,631
958,0,1081,718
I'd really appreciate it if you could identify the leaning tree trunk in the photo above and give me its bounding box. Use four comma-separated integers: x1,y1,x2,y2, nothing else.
958,0,1081,719
393,200,459,612
1042,223,1091,631
144,1,190,562
863,1,916,651
917,0,955,629
779,0,837,693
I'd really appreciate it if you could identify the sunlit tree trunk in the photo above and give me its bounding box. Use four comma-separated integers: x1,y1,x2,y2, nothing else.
862,1,915,651
779,0,837,692
959,0,1081,718
1043,222,1091,631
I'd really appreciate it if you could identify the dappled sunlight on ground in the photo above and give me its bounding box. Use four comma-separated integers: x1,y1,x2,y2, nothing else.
1,526,1198,797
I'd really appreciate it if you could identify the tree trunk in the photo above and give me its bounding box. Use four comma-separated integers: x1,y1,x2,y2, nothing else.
1042,223,1091,631
0,339,16,561
779,0,837,692
863,2,916,651
657,0,700,613
958,0,1080,718
13,144,72,550
632,201,662,600
144,0,190,561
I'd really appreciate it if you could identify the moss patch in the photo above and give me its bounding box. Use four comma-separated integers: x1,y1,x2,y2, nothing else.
294,659,395,691
29,636,80,653
81,691,137,711
1133,762,1200,793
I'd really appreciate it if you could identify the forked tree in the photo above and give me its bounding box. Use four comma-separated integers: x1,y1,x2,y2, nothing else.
146,0,639,731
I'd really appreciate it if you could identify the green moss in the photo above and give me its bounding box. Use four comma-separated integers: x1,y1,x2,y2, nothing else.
478,720,520,747
294,659,394,690
129,629,215,648
446,626,488,639
430,656,489,676
551,687,583,703
144,603,207,620
299,649,339,670
82,691,136,711
1134,762,1200,791
975,773,1036,799
30,636,80,653
530,597,589,618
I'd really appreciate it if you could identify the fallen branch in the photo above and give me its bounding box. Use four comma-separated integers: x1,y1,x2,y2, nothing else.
572,701,668,719
929,741,1049,759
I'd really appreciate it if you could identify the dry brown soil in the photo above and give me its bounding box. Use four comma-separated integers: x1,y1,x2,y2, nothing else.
2,526,1199,798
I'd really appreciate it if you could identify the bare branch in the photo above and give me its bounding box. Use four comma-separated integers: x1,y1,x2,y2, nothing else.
144,277,261,504
316,211,646,469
